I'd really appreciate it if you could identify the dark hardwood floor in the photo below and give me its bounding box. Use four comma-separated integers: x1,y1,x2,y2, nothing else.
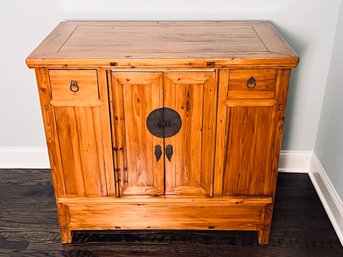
0,170,342,257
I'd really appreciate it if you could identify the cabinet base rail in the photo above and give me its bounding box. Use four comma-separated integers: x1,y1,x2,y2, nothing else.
56,196,273,245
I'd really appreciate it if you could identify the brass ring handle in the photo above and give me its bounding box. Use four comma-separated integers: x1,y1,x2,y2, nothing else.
246,76,256,90
70,80,79,93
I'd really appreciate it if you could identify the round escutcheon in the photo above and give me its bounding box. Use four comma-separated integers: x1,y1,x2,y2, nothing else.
146,107,182,138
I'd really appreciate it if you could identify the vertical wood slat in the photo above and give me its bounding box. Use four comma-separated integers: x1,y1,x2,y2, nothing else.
97,68,116,196
111,73,126,195
107,71,120,196
213,69,229,196
270,69,291,193
201,71,217,197
35,68,66,197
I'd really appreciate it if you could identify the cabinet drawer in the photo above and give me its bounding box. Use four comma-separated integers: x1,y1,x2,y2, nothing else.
228,69,277,99
48,70,101,106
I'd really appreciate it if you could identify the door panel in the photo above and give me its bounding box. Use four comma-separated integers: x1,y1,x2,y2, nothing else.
164,72,217,195
55,107,108,196
111,72,164,196
222,106,277,195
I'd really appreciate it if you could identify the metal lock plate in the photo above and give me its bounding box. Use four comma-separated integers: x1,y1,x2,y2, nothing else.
146,107,182,138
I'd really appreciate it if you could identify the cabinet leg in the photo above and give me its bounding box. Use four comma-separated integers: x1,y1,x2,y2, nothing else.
258,203,273,245
61,229,73,244
57,203,72,244
258,226,271,245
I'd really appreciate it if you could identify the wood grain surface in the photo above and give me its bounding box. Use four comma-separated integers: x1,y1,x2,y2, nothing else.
26,21,299,68
214,69,289,197
39,67,291,244
164,72,216,196
1,170,342,257
228,69,277,99
110,72,165,196
49,69,101,107
35,68,114,198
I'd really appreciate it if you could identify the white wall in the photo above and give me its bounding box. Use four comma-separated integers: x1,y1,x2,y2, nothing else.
0,0,341,150
315,1,343,199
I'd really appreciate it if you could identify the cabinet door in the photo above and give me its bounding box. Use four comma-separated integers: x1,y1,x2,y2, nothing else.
111,72,164,196
214,69,290,196
164,72,217,195
47,69,114,197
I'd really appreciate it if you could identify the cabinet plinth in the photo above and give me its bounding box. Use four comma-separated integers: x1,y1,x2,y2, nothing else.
27,21,299,245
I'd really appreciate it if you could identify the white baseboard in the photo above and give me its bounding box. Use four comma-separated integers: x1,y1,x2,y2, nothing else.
279,151,343,246
0,147,50,169
309,153,343,246
278,150,311,173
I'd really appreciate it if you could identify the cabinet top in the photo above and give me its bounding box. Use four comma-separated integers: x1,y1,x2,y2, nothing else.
26,21,299,68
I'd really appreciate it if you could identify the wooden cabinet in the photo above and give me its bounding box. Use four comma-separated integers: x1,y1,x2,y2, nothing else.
27,21,299,245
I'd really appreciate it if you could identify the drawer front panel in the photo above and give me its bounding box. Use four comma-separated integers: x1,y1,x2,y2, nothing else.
228,69,277,99
49,70,100,106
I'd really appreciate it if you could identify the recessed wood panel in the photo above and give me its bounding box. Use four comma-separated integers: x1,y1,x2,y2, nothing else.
164,72,216,196
111,72,164,196
55,106,108,196
222,106,277,196
66,199,266,231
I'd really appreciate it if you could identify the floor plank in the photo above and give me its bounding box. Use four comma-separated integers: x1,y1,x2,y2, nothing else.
0,170,342,256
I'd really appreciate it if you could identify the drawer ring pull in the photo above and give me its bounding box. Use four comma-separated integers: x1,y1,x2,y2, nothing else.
70,80,79,93
247,76,256,90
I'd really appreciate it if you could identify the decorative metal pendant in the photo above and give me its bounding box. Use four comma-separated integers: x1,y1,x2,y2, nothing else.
146,107,182,138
